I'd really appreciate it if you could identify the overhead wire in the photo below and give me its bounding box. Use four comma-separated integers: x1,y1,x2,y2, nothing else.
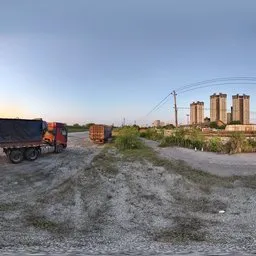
178,82,256,95
138,76,256,123
175,77,256,93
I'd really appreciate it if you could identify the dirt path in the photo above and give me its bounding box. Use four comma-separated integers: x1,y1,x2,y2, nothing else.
143,139,256,177
1,134,256,255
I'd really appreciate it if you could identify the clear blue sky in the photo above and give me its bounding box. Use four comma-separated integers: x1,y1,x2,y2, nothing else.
1,0,256,125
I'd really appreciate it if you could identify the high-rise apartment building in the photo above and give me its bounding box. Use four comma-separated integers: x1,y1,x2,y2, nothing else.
227,112,232,124
232,94,250,124
210,93,227,124
190,101,204,124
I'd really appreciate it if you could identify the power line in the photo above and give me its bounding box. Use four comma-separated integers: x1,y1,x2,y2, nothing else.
138,77,256,124
178,82,256,95
175,77,256,93
136,92,173,121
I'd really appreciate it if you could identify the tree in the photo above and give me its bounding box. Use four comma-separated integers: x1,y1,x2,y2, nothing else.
209,122,218,129
73,123,80,128
230,120,242,125
164,124,175,129
84,123,95,129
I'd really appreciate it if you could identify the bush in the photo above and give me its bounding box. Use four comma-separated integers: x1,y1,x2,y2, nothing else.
115,127,143,150
140,128,164,141
230,121,242,125
207,137,223,152
159,136,177,147
226,132,247,154
248,138,256,148
209,122,218,129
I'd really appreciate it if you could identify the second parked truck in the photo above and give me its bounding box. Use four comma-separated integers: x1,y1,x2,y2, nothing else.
0,118,68,164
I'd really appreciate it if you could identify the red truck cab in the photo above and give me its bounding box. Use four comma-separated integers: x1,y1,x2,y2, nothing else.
43,122,68,152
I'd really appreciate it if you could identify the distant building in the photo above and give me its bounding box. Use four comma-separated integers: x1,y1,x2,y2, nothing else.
210,93,227,124
232,94,250,124
152,120,160,127
190,101,204,125
227,112,232,124
160,122,165,127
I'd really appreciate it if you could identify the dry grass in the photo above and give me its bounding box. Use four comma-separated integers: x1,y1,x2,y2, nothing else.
154,216,207,243
120,145,256,190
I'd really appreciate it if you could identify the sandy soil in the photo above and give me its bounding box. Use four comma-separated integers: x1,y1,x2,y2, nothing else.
0,134,256,255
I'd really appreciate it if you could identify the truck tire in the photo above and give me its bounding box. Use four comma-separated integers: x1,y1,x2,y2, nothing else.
9,149,24,164
55,144,64,153
25,148,39,161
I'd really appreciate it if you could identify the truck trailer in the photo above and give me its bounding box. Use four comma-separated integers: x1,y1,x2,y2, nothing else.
89,124,112,144
0,118,68,164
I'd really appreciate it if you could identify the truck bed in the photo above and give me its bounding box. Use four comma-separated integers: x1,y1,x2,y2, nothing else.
89,125,112,144
0,141,43,149
0,118,43,146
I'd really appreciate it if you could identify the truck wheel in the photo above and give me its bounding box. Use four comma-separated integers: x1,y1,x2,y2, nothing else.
9,149,24,164
25,148,39,161
55,144,64,153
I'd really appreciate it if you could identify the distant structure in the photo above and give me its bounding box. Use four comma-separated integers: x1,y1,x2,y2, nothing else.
232,94,250,124
204,117,210,125
210,93,227,124
152,120,165,127
227,112,232,124
152,120,160,127
190,101,204,125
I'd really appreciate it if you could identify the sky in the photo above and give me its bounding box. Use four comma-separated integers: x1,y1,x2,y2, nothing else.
1,0,256,126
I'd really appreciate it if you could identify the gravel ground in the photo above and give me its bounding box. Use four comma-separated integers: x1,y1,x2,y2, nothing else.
0,133,256,255
143,139,256,177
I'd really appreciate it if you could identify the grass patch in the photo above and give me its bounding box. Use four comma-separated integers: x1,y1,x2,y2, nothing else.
140,128,164,141
0,202,19,211
120,145,256,189
91,147,119,175
154,217,207,243
115,127,143,150
26,215,70,234
27,216,61,231
67,127,88,133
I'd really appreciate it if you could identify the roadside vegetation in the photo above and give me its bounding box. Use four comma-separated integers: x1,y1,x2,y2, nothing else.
67,123,95,133
114,126,143,150
115,126,256,154
113,127,256,190
158,128,256,154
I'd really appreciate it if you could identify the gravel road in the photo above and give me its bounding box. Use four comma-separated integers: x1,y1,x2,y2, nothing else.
143,139,256,177
0,133,256,255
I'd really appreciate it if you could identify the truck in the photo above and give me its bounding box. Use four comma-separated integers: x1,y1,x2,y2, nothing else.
89,124,112,144
0,118,68,164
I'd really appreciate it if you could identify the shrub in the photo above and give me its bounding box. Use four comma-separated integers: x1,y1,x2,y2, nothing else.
226,132,246,154
248,138,256,148
140,128,164,141
209,122,218,129
207,137,223,152
159,136,177,147
115,127,143,150
140,132,147,138
230,120,242,125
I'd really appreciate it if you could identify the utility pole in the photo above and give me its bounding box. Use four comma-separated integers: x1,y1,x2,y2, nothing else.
172,90,178,127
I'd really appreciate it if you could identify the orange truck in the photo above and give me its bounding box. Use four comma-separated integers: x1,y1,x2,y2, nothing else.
0,118,68,163
89,124,112,144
